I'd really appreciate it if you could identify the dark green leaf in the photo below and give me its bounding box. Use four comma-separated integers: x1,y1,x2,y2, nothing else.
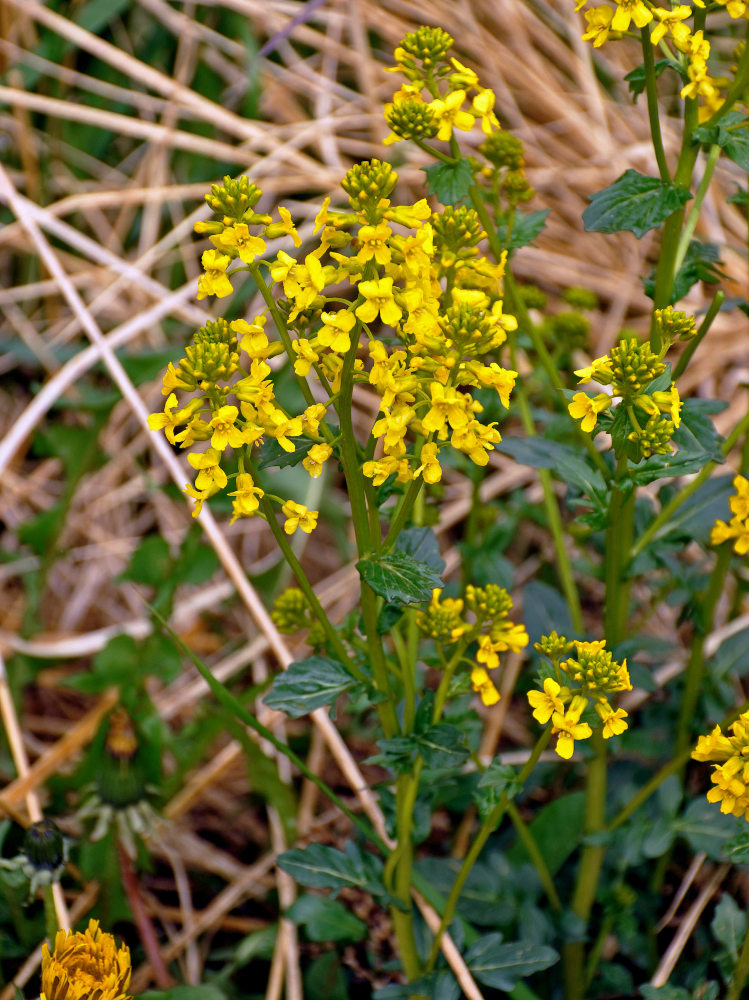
625,59,682,100
644,240,726,302
477,761,519,793
264,656,362,718
498,436,607,509
304,953,349,1000
286,895,367,942
278,842,386,896
466,934,559,989
394,526,446,574
649,475,733,547
120,535,172,587
710,626,749,680
17,503,66,557
496,209,550,252
423,159,474,206
695,112,749,170
374,972,459,1000
583,169,691,239
675,798,741,859
640,988,692,1000
507,791,586,876
257,436,314,470
415,724,470,769
357,550,443,605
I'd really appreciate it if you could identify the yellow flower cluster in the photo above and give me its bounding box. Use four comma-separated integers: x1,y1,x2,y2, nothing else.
528,634,631,758
568,335,683,460
416,585,529,707
577,0,735,119
711,475,749,554
692,711,749,819
40,919,131,1000
383,27,500,146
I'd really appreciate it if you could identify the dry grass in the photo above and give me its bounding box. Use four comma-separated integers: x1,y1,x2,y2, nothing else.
1,0,748,994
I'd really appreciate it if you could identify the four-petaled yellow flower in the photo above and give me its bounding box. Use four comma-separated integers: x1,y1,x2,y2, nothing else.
429,90,475,141
41,919,131,1000
471,665,500,706
282,500,319,535
551,696,593,759
568,392,610,433
228,473,264,523
318,309,357,353
527,677,567,725
197,250,233,299
188,448,228,490
213,223,266,264
610,0,653,32
356,277,403,327
302,443,333,479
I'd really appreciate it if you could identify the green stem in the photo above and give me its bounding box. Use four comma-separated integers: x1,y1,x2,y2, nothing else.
671,289,724,381
506,800,562,912
630,408,749,562
387,764,424,981
424,729,552,972
641,26,670,182
42,885,60,941
726,915,749,1000
672,143,721,279
382,477,425,550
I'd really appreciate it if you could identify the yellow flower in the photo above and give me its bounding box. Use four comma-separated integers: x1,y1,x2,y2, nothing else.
197,250,233,299
415,441,442,484
574,355,614,384
730,475,749,521
527,677,567,725
551,696,593,759
596,702,629,738
41,919,131,1000
472,89,499,134
212,223,266,264
650,5,692,46
277,206,303,247
357,222,393,266
302,443,333,479
282,500,318,534
429,90,475,141
356,277,403,327
568,392,610,433
187,448,228,490
228,473,264,523
581,5,615,47
610,0,653,32
318,309,357,353
470,665,500,706
209,405,253,450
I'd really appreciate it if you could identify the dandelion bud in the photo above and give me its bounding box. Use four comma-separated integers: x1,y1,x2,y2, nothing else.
21,819,66,883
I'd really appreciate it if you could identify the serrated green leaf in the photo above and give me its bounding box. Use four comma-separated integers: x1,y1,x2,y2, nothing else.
423,159,474,206
357,550,443,605
394,526,445,573
711,894,745,962
264,656,362,718
287,895,368,942
278,842,386,896
465,934,559,990
695,112,749,169
583,169,691,239
644,240,726,302
257,436,314,470
496,209,550,252
415,724,470,769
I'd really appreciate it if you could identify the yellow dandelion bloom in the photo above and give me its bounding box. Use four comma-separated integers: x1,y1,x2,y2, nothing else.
40,919,131,1000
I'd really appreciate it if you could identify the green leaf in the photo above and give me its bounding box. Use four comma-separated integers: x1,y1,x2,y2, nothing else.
120,535,172,587
286,895,367,942
257,436,314,470
695,112,749,170
507,791,586,877
649,475,733,546
624,59,682,100
675,798,741,859
17,503,67,557
374,973,459,1000
423,159,474,206
416,724,470,769
640,988,692,1000
278,842,386,896
465,934,559,990
583,169,691,239
711,894,746,962
496,209,550,252
264,656,362,718
497,437,607,510
304,953,349,1000
644,240,726,302
356,550,443,605
394,526,446,574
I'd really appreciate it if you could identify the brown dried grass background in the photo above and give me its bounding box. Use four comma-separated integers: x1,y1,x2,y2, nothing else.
0,0,748,995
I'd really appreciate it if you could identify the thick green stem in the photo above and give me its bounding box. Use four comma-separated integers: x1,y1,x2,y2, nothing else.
387,765,424,981
672,143,721,278
424,729,552,972
641,26,670,182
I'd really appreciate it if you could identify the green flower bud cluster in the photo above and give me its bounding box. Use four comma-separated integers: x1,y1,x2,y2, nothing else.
533,630,569,662
205,175,264,223
397,26,454,75
480,131,525,170
628,414,675,458
653,306,696,344
416,592,466,642
608,337,666,399
561,644,630,695
341,160,398,219
432,205,484,259
195,318,239,354
440,304,495,353
384,98,439,142
180,341,240,387
548,311,590,351
562,286,599,310
518,284,548,310
465,583,513,625
271,588,313,634
501,170,535,206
